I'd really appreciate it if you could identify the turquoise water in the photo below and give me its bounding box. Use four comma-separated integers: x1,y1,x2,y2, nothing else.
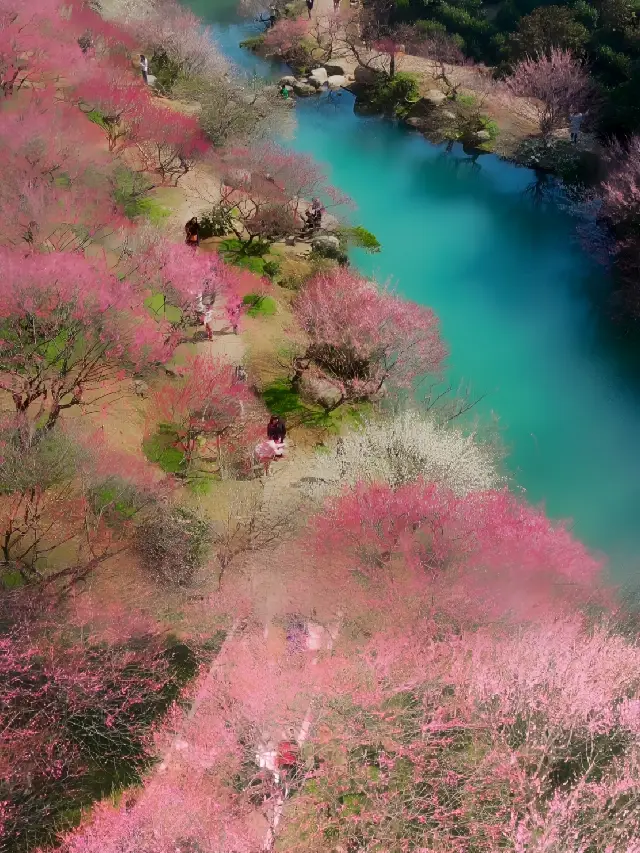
190,2,640,582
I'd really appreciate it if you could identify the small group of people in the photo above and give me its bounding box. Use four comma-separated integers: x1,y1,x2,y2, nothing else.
185,216,200,249
303,197,324,234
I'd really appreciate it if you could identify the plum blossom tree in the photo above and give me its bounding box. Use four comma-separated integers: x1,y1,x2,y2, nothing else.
304,409,503,498
293,270,447,406
204,142,348,246
0,98,121,250
312,480,602,606
0,609,190,852
503,48,595,136
150,355,250,471
130,103,208,185
74,70,152,152
0,417,163,586
0,248,174,431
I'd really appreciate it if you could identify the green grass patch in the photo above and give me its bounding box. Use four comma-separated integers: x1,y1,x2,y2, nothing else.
86,109,107,128
143,426,186,474
455,92,477,107
186,475,216,496
144,292,183,325
112,167,169,225
243,293,277,317
262,377,372,433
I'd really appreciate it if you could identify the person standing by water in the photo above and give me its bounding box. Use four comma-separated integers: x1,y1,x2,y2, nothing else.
570,111,584,145
140,54,149,84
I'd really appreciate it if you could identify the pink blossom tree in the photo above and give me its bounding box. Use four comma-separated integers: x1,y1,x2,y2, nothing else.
293,269,447,406
0,248,174,431
503,48,594,136
150,355,250,472
130,103,208,185
312,480,603,618
212,142,350,246
0,97,121,250
263,17,311,67
0,608,184,851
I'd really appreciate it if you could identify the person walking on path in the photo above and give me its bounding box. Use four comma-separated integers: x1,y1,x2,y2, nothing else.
185,217,200,249
333,0,340,11
140,54,149,84
306,0,314,18
570,111,584,145
267,415,286,446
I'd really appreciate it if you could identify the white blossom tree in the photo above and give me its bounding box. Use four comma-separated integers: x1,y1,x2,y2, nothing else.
304,409,504,498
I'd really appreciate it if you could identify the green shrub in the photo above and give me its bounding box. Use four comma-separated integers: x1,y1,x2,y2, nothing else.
199,205,234,238
143,425,186,475
150,47,184,94
112,168,169,224
365,72,420,117
240,34,266,51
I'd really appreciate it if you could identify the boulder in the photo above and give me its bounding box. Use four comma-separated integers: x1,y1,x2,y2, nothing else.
311,234,340,252
306,76,323,90
309,66,328,85
474,129,491,142
293,81,316,97
298,372,343,409
132,379,149,398
423,89,447,106
442,110,457,121
323,62,347,76
279,75,297,86
327,75,347,89
354,64,378,85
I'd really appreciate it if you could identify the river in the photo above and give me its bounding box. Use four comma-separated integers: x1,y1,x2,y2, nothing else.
188,0,640,583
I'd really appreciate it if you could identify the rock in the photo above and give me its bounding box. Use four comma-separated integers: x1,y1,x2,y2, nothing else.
354,64,379,85
284,235,296,246
293,81,316,97
298,372,343,409
306,76,323,90
406,117,425,129
323,62,347,76
474,130,491,142
132,379,149,398
327,75,347,90
442,110,457,121
146,74,157,87
279,75,297,86
309,66,328,85
423,89,447,106
311,234,340,252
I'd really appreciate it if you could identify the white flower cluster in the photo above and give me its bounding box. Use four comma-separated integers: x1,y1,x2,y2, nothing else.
306,409,504,498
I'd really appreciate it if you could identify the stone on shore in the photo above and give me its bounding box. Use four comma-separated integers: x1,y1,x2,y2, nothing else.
298,372,343,409
309,67,328,85
306,76,323,90
323,62,347,76
279,75,297,86
311,234,340,252
293,81,316,97
327,75,347,90
474,129,492,142
354,65,378,85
